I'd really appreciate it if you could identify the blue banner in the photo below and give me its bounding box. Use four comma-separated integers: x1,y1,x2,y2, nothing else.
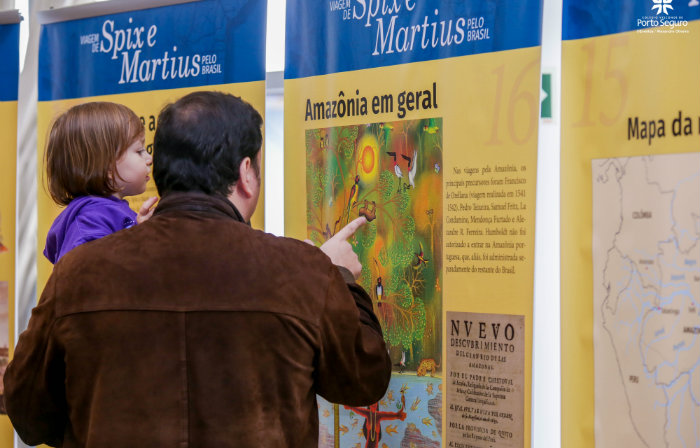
0,23,19,101
285,0,542,79
39,0,266,101
564,0,700,40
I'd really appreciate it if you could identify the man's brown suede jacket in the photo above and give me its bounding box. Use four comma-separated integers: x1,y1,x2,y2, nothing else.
4,192,392,447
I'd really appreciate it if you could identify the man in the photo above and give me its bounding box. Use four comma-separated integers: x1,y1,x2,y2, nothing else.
5,91,392,447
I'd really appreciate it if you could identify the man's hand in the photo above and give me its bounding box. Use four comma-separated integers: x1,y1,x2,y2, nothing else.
319,217,367,279
137,197,158,224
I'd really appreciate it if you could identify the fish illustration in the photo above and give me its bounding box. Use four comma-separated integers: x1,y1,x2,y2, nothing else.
339,425,349,435
322,409,330,418
422,417,432,427
426,383,434,395
382,444,389,448
379,399,388,407
386,425,399,435
387,390,394,402
410,396,421,411
351,418,358,429
432,431,438,438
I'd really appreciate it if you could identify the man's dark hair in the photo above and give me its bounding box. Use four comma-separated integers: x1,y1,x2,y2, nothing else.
153,91,263,196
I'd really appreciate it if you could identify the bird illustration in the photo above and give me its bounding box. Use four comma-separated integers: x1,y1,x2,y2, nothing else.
379,123,394,154
414,243,429,268
401,149,417,188
423,118,439,134
395,351,406,373
349,175,360,206
345,175,360,219
422,417,433,427
385,425,399,436
379,122,394,140
386,152,404,180
339,425,349,435
374,259,383,305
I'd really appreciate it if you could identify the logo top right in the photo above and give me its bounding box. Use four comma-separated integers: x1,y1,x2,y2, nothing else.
652,0,674,15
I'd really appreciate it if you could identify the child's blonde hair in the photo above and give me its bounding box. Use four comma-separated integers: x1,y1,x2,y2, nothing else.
45,102,145,206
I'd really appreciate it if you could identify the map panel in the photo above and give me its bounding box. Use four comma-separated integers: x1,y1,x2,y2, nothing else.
593,153,700,447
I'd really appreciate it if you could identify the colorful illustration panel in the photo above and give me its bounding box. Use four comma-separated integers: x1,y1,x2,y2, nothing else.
306,118,443,447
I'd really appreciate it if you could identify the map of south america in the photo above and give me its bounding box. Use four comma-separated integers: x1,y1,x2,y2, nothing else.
593,153,700,447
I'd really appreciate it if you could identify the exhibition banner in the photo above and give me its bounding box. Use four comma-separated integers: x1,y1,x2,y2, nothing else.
0,11,19,446
284,1,542,447
37,0,266,290
561,1,700,447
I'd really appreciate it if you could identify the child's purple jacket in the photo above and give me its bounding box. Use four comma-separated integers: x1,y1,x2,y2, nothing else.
44,195,137,264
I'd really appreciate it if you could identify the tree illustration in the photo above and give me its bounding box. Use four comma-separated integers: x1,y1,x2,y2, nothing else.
307,119,442,368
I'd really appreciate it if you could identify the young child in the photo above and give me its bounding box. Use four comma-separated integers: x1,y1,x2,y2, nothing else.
43,101,157,264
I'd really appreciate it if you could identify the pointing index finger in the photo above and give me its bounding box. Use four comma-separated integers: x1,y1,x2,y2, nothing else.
334,217,367,241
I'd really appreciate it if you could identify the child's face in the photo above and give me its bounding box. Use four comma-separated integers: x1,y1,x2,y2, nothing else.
113,137,152,198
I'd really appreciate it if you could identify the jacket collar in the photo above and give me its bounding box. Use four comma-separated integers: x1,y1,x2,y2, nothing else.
153,191,247,224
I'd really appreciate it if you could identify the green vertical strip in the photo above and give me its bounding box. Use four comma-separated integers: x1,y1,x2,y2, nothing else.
541,73,552,119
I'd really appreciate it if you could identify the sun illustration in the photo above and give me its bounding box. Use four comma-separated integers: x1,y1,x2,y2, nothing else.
357,134,379,184
361,145,374,173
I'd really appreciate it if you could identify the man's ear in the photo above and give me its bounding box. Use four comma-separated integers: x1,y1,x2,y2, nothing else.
236,156,256,198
